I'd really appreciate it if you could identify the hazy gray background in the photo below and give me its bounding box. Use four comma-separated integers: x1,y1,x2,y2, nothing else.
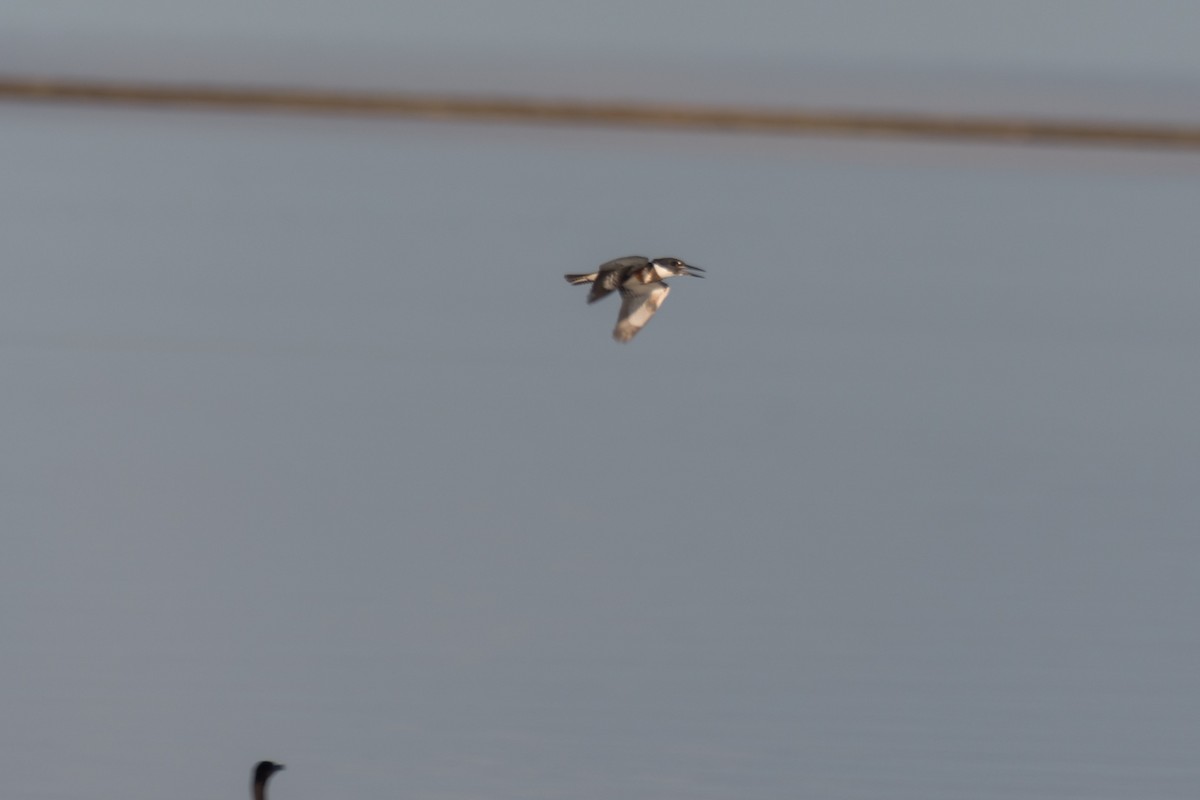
10,0,1200,78
3,4,1200,800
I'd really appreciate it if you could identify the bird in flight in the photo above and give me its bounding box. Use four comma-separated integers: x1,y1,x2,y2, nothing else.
565,255,704,342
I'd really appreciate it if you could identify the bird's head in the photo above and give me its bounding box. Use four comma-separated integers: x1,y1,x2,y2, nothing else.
253,761,285,786
651,257,704,278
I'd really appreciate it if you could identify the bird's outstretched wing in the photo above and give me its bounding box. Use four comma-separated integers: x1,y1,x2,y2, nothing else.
586,255,648,304
613,283,670,342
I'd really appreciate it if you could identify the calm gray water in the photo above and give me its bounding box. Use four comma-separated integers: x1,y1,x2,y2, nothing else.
3,103,1199,800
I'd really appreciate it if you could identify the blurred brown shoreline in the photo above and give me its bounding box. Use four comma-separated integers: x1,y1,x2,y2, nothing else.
4,76,1200,150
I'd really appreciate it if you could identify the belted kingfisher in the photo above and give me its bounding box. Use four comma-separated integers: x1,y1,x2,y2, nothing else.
565,255,704,342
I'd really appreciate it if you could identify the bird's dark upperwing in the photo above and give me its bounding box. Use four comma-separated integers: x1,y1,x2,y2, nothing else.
597,255,650,271
587,255,648,304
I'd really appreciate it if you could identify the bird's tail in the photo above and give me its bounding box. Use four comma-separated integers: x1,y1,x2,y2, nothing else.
564,272,597,285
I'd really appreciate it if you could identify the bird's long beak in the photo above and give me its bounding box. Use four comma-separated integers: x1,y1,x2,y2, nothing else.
685,265,705,278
